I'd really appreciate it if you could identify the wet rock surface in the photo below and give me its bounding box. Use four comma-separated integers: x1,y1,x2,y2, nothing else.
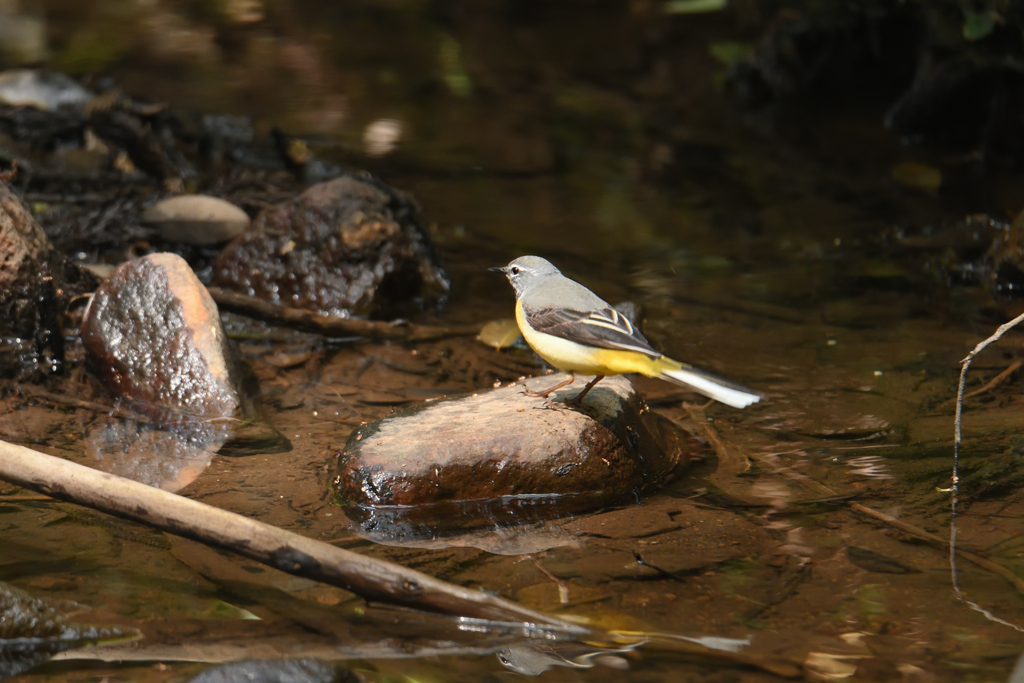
334,374,699,532
214,174,449,318
80,252,245,422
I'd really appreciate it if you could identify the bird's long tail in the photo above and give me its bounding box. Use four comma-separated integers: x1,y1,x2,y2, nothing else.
653,358,762,409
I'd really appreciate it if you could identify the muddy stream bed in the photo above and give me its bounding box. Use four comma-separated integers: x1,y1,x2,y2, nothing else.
2,2,1024,681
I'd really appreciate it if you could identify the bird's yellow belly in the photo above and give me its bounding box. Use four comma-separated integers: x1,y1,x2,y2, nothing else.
515,302,657,376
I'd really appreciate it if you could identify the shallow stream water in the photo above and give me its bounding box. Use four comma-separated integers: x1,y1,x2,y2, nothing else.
3,2,1024,681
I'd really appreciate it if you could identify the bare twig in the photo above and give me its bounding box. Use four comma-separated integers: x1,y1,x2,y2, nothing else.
207,287,478,342
13,383,153,423
849,503,1024,598
684,403,749,476
0,438,584,632
685,404,1024,607
530,557,570,604
951,312,1024,632
938,359,1022,407
685,404,834,499
960,359,1022,400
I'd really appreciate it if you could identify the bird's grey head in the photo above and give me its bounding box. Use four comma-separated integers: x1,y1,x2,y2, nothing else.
490,255,561,298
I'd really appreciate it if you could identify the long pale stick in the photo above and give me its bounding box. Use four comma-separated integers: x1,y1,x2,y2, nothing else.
0,439,582,632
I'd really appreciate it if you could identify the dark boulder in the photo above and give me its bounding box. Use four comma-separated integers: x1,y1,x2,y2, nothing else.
213,173,448,318
333,374,699,533
80,252,245,423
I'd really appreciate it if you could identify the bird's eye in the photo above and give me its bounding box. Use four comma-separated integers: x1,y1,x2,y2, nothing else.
510,266,521,275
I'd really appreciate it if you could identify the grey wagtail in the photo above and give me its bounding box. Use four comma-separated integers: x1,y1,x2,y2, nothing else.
492,255,762,409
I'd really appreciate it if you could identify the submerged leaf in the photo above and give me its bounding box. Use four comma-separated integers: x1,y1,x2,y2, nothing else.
891,161,942,193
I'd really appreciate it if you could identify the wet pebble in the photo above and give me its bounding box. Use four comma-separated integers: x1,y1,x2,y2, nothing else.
333,374,696,534
80,252,246,422
0,69,93,110
213,173,449,318
143,195,251,246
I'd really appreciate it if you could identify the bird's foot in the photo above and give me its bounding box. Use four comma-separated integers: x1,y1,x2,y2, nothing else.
523,374,575,399
563,375,605,407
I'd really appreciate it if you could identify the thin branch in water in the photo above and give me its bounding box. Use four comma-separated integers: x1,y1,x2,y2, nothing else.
207,287,479,342
849,503,1024,597
952,311,1024,632
939,359,1022,408
682,407,1024,600
530,557,570,604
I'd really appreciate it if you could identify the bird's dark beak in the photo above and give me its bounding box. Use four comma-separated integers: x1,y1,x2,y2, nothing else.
489,266,507,273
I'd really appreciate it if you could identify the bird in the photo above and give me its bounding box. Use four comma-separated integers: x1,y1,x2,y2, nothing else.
491,255,761,408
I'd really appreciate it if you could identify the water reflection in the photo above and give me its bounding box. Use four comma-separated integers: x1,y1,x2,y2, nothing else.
84,411,229,492
344,496,587,555
844,454,894,480
497,640,641,675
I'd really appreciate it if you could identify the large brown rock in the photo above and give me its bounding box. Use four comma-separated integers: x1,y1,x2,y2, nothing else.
80,252,244,422
333,374,699,532
213,174,448,318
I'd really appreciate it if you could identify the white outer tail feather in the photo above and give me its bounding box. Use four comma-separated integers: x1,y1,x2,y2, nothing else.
660,367,761,409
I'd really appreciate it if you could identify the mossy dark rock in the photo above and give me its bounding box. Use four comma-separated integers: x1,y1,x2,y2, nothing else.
333,374,699,532
213,173,448,318
0,179,98,377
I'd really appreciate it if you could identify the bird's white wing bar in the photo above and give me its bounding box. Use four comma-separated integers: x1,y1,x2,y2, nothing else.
523,305,662,359
588,309,635,335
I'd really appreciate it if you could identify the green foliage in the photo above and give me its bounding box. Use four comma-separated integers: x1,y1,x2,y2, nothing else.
708,41,752,66
962,9,997,41
439,34,471,98
665,0,728,14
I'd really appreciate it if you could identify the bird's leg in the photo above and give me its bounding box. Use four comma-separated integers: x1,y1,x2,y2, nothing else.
566,375,604,405
524,373,575,398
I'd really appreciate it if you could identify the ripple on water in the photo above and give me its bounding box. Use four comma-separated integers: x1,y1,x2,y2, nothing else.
843,454,894,480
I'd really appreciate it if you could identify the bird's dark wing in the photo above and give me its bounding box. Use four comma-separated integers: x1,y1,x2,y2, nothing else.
523,304,661,359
